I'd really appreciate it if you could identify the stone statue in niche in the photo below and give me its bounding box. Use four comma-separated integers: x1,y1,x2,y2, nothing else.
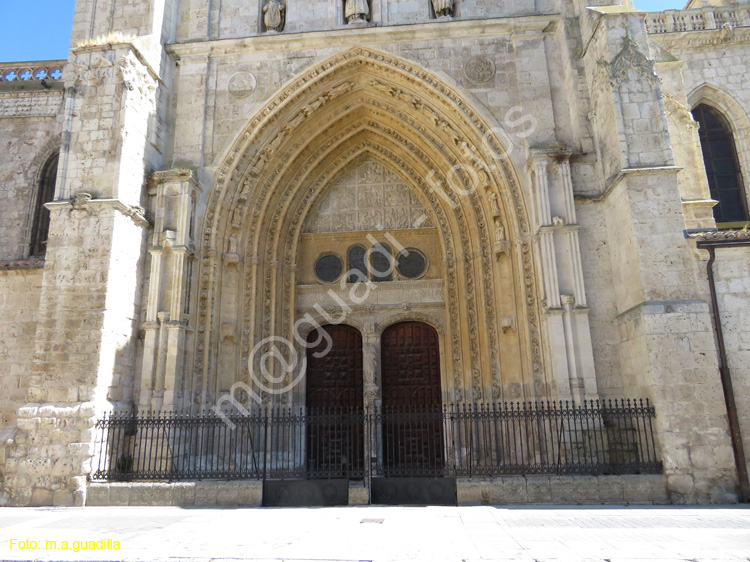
489,191,501,216
345,0,370,23
494,217,506,243
263,0,285,32
431,0,453,17
231,206,242,228
227,233,239,255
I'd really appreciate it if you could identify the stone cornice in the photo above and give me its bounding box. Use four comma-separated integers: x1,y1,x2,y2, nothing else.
46,195,151,228
72,41,162,84
692,229,750,245
0,258,45,271
0,89,63,99
152,168,195,183
650,29,750,51
575,166,682,205
165,15,561,59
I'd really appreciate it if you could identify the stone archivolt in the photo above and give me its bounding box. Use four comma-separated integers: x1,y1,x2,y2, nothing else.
192,47,543,409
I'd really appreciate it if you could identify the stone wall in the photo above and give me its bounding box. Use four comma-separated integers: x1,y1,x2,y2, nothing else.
0,86,65,433
3,0,750,507
83,475,667,506
174,0,545,41
0,92,64,261
705,246,750,482
457,475,668,505
1,403,95,507
649,10,750,226
0,269,43,427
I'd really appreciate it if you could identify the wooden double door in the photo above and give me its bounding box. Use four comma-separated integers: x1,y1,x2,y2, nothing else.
380,322,444,475
305,322,444,478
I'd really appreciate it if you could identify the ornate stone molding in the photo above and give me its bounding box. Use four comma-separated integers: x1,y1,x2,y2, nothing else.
605,38,661,88
193,47,544,407
692,229,750,242
45,195,150,227
663,94,699,131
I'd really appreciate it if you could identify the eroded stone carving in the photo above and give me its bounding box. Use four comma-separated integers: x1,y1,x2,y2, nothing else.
263,0,286,32
464,56,496,84
345,0,370,23
71,192,93,210
489,191,501,217
228,72,257,99
494,217,506,243
607,37,661,88
431,0,454,17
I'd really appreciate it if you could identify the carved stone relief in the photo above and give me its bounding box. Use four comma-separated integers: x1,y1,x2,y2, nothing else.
432,0,454,18
263,0,286,32
464,56,496,84
228,72,257,99
304,158,435,233
195,48,544,409
345,0,370,23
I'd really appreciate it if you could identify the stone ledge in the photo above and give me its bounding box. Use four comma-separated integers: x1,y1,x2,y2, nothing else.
86,481,263,507
456,475,669,505
87,476,669,507
0,258,45,270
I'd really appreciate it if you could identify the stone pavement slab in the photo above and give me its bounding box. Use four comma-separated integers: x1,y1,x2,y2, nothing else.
0,505,748,562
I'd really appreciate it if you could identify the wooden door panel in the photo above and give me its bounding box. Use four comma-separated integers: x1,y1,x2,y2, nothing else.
305,325,364,478
381,322,444,475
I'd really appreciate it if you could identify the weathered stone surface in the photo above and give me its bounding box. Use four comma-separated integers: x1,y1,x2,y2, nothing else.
525,476,552,504
0,0,749,508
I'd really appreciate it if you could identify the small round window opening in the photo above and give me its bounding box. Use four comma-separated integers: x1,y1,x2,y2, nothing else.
314,253,344,283
396,249,428,279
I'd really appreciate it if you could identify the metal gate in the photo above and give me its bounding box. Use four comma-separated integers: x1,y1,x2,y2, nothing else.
380,322,445,481
305,324,364,481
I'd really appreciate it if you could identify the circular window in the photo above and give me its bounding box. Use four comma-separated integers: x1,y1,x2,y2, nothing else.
314,253,343,283
396,249,428,279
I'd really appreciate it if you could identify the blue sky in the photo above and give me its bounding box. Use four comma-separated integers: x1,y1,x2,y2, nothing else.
0,1,75,62
0,0,686,63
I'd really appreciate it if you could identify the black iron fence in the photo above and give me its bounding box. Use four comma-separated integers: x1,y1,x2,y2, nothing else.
92,399,662,482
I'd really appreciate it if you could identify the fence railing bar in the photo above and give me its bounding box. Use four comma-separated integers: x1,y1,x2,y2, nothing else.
92,400,663,482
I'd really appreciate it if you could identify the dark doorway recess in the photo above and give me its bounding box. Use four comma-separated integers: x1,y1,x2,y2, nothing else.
380,322,444,477
305,324,364,480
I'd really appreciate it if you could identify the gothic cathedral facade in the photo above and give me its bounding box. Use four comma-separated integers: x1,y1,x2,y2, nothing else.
0,0,749,506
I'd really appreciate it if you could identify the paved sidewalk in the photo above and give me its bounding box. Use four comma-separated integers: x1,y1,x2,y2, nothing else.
0,505,748,562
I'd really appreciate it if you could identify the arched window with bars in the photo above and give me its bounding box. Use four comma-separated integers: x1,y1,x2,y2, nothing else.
692,104,749,226
29,153,58,257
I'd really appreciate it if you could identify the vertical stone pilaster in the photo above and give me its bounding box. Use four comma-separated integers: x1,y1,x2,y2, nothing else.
362,323,380,410
606,169,737,503
140,170,200,412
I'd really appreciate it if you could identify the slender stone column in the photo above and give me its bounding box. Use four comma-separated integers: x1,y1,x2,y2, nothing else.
140,170,200,412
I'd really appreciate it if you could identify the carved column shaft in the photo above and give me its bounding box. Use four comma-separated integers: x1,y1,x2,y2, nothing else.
535,160,553,228
560,160,577,224
539,229,561,309
139,170,200,411
561,296,584,402
566,227,587,308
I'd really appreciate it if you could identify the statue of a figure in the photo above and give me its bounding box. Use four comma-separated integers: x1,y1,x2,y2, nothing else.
431,0,453,17
494,217,506,243
227,233,239,255
263,0,285,32
345,0,370,23
489,191,501,216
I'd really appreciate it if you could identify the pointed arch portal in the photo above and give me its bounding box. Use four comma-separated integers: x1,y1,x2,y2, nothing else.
192,47,545,412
